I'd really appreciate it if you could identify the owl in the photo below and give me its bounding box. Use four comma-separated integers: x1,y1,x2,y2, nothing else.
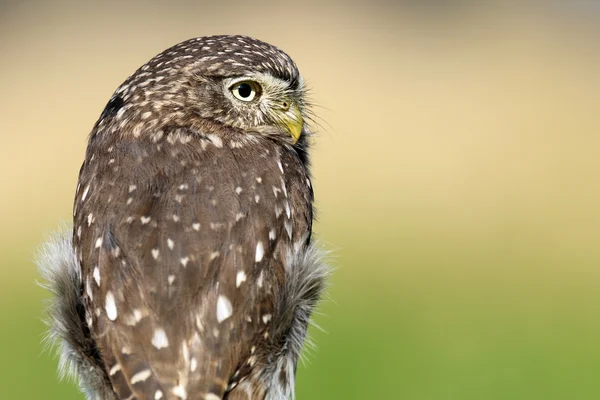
38,35,328,400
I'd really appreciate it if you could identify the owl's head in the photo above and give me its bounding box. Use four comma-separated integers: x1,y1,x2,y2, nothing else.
101,35,307,145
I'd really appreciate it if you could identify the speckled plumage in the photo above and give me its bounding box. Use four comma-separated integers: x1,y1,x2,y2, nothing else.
38,35,328,400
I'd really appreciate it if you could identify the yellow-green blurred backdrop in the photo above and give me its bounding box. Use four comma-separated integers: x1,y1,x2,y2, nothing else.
2,1,600,398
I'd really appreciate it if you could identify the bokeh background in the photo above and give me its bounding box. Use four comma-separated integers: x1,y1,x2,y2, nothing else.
2,1,600,398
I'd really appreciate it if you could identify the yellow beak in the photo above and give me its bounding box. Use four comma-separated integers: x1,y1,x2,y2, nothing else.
278,102,303,144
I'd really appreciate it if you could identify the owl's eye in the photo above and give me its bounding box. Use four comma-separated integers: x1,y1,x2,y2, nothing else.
230,81,261,102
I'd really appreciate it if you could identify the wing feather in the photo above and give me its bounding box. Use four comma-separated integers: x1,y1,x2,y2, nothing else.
74,128,313,399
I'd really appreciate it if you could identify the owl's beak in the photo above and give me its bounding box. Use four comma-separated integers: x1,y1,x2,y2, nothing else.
277,101,303,144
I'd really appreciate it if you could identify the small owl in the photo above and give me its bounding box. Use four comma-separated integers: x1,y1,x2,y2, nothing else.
38,35,328,400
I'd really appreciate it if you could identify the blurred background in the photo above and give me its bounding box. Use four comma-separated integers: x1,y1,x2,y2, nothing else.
2,1,600,398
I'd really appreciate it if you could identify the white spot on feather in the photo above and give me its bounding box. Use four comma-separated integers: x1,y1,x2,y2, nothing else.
85,277,93,300
131,369,152,384
81,185,90,202
257,270,264,288
93,266,100,286
285,201,291,218
236,271,247,288
207,134,223,148
105,291,117,320
171,385,187,399
255,241,264,262
109,363,121,376
181,341,189,363
216,295,233,322
152,328,169,349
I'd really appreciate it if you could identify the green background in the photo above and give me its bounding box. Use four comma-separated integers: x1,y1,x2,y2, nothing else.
2,2,600,399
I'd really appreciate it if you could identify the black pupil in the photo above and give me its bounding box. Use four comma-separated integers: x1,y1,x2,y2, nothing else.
237,83,253,98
